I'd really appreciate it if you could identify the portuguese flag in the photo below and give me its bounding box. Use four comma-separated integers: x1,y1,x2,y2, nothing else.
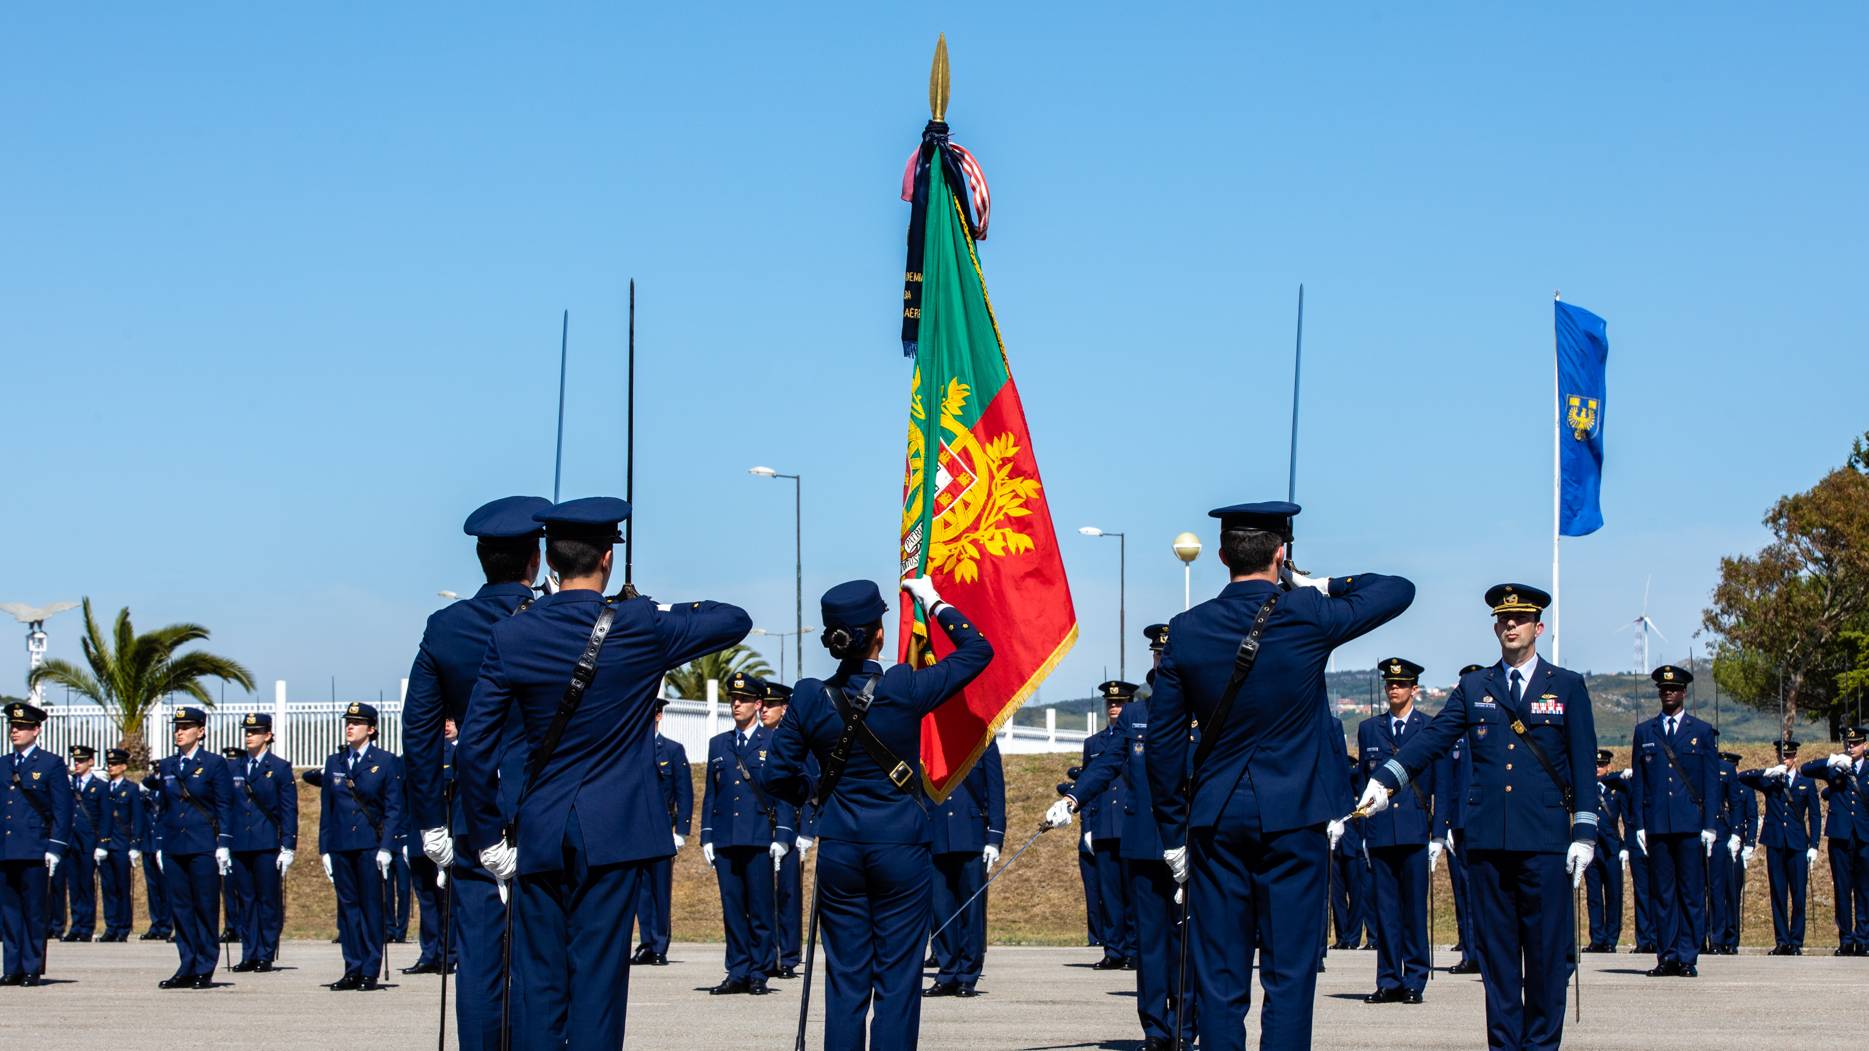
898,117,1076,801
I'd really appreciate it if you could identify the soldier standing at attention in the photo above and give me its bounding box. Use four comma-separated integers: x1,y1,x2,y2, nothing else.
1140,501,1414,1051
151,706,236,989
701,672,789,995
315,702,404,990
137,777,172,941
1357,584,1597,1051
924,737,1004,999
1,702,73,985
761,682,807,980
218,746,247,945
1740,740,1821,954
1356,658,1437,1005
1626,665,1719,978
61,744,106,942
458,497,751,1048
228,713,295,972
1581,749,1627,952
1437,664,1485,974
759,576,992,1051
1800,725,1869,955
1331,753,1372,952
96,748,142,942
1082,684,1134,970
405,494,548,1047
630,699,691,968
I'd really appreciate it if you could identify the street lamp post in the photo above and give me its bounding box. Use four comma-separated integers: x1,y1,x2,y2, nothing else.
751,627,817,682
1078,526,1127,681
1172,532,1202,611
749,467,804,680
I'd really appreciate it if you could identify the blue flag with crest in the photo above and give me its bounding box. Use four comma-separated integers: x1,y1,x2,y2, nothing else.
1555,301,1608,536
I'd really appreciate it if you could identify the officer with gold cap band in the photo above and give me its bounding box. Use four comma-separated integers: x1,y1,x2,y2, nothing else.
312,700,405,990
1799,723,1869,955
1,701,74,985
1356,657,1436,1004
61,743,106,942
1626,663,1719,977
150,705,237,989
701,671,790,994
96,747,142,942
1739,738,1821,954
228,712,295,972
1355,583,1598,1051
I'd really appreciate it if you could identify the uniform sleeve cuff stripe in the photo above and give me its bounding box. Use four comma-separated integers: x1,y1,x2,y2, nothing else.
1381,758,1410,788
1574,811,1599,826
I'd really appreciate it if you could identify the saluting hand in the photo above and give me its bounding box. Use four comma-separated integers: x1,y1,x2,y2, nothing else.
902,575,944,610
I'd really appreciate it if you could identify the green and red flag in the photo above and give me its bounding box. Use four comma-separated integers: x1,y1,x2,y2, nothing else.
897,73,1076,801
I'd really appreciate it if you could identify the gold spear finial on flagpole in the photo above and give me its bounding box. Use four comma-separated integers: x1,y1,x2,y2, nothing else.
930,34,951,121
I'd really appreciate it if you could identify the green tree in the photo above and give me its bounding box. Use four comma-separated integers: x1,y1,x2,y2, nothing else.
1702,431,1869,739
28,598,254,769
663,644,774,701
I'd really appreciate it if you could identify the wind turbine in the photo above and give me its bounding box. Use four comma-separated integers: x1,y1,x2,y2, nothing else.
1,601,80,706
1618,576,1666,672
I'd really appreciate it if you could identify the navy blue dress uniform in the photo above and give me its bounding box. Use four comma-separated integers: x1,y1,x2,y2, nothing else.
150,707,238,988
759,579,993,1051
218,747,251,943
1605,765,1656,952
1738,740,1822,953
1070,683,1196,1050
1705,749,1753,953
401,494,547,1050
701,672,793,992
2,702,74,984
314,703,406,988
227,716,296,970
1145,502,1415,1051
458,496,752,1049
61,745,107,941
1065,763,1103,948
763,681,808,977
1582,750,1627,951
1331,754,1373,950
1799,725,1869,955
387,770,415,943
1082,686,1135,969
400,741,449,973
98,750,143,941
630,702,693,966
1627,665,1719,975
925,739,1005,997
1356,658,1436,1002
1367,584,1598,1051
1434,664,1485,973
138,780,172,939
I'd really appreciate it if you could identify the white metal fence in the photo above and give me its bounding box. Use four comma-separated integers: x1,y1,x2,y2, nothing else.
35,680,1093,768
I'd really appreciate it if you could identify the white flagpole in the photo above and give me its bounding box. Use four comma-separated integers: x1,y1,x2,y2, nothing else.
1552,290,1562,665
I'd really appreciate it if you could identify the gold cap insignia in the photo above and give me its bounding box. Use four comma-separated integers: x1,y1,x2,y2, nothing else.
348,703,361,715
1663,670,1674,681
1505,592,1519,605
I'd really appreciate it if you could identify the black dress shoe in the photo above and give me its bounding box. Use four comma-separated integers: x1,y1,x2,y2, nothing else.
1364,988,1401,1003
329,973,364,991
1121,957,1138,970
190,975,216,989
0,974,23,986
19,974,44,987
1791,946,1803,955
401,961,441,975
924,981,959,997
1358,942,1378,950
1090,956,1126,971
955,985,978,998
139,930,164,941
648,953,668,966
220,929,237,943
771,966,798,979
747,979,770,996
1677,965,1698,977
159,974,196,990
710,978,749,995
1448,959,1480,974
1144,1039,1176,1051
359,976,383,991
924,954,938,969
630,946,653,965
1331,941,1355,950
229,961,256,973
59,933,83,943
1644,962,1679,977
1634,943,1657,954
254,960,275,973
1400,990,1424,1004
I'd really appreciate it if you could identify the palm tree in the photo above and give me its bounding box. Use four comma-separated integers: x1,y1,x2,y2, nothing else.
29,598,254,769
663,643,775,700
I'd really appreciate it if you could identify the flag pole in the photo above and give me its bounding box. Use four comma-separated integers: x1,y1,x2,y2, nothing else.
1551,290,1561,664
553,309,568,503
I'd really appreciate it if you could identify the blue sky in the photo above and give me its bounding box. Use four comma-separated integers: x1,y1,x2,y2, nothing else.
5,5,1865,708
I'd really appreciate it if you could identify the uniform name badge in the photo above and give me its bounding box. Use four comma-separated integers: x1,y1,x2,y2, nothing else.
1476,695,1497,708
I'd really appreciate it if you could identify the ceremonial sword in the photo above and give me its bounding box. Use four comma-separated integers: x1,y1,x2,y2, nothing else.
926,821,1051,942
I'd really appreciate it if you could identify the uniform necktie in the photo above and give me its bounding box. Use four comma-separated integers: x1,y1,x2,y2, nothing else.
348,752,357,775
1666,716,1678,739
1510,669,1524,709
1393,719,1405,741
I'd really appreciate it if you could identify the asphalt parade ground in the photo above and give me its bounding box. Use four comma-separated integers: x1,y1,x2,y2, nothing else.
0,940,1851,1048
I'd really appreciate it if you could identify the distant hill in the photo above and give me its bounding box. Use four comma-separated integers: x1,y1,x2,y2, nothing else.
1025,667,1798,743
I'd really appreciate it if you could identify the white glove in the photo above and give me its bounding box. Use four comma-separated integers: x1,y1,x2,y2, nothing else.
375,849,393,877
1355,779,1390,817
1326,819,1346,852
497,880,508,904
1163,845,1189,884
215,847,232,876
94,847,108,863
1083,831,1094,851
1807,847,1819,864
277,848,295,874
1566,842,1594,888
1727,834,1741,857
1428,839,1444,873
436,869,448,890
45,852,59,876
129,849,142,867
1618,849,1629,864
1635,829,1647,854
1700,829,1716,856
1287,569,1331,595
155,850,164,872
1741,845,1755,867
795,835,812,855
321,853,334,882
1444,830,1457,856
770,842,789,871
479,840,517,882
901,575,943,609
1043,798,1074,830
1620,768,1633,781
1764,765,1788,780
702,842,716,866
401,844,409,861
673,833,687,852
420,827,454,867
982,845,1000,868
1174,886,1184,905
